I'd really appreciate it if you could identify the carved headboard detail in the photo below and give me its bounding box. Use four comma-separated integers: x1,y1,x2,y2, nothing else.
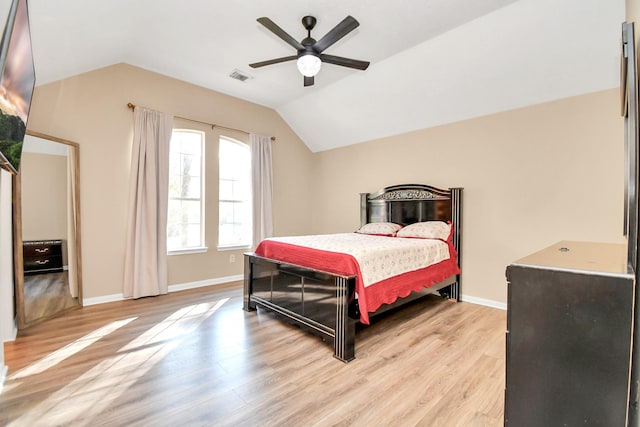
361,184,461,225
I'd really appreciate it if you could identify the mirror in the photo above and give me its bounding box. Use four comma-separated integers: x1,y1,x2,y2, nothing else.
12,130,82,328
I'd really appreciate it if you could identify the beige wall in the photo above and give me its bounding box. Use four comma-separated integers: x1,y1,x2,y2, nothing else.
312,89,624,303
27,64,315,298
628,0,639,34
20,152,68,241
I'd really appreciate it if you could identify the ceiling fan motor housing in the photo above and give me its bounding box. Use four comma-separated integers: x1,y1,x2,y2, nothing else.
302,16,317,32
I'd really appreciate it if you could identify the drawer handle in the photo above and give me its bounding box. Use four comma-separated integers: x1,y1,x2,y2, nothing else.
35,260,50,265
35,248,50,253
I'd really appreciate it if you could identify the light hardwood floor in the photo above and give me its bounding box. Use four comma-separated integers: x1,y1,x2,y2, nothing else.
23,271,79,323
1,282,506,427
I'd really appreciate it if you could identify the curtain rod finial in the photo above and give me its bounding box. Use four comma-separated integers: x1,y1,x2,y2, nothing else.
127,102,135,110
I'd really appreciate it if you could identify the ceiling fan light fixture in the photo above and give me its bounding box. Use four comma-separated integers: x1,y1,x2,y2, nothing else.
297,53,321,77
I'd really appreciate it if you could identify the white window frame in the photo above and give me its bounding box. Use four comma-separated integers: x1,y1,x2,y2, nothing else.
218,136,251,250
167,129,206,254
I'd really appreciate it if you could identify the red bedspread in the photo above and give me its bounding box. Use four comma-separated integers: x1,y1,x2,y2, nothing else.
254,236,460,324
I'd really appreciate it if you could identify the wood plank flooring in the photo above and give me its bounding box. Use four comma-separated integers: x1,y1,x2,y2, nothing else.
1,282,506,426
23,271,79,323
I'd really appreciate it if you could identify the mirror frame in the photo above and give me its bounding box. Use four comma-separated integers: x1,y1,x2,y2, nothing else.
12,130,83,329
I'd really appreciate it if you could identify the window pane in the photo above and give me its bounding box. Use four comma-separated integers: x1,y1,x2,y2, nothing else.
219,179,234,200
170,199,197,223
238,201,251,224
219,201,234,225
219,138,251,247
167,234,181,251
218,223,234,246
183,177,201,199
236,180,250,201
167,199,182,225
168,175,181,197
167,129,204,251
169,151,181,177
185,224,202,247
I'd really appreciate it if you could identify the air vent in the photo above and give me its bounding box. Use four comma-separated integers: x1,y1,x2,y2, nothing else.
229,69,251,82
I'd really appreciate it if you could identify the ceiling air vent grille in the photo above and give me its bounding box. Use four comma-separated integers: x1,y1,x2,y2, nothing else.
229,69,251,82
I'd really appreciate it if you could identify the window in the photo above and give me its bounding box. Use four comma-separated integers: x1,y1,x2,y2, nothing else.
218,137,251,248
167,129,205,252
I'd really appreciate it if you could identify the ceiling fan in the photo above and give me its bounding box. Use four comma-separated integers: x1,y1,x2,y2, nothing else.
249,15,370,87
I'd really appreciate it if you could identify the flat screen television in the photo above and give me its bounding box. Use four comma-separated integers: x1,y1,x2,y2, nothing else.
622,21,640,427
622,22,639,273
0,0,35,175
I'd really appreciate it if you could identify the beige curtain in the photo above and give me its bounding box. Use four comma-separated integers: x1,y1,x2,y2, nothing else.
66,146,78,298
250,133,273,248
123,106,173,298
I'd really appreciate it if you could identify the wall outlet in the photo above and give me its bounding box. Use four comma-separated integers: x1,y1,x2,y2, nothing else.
229,254,235,263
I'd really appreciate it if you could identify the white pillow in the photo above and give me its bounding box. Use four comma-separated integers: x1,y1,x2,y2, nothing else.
355,222,403,236
396,221,452,241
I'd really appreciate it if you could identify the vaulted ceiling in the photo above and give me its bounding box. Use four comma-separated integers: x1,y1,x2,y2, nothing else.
18,0,626,151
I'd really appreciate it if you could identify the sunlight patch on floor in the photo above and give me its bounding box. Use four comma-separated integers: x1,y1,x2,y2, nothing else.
120,300,224,352
9,317,138,380
8,298,229,427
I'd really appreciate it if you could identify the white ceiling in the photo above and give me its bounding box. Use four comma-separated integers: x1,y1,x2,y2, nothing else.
17,0,627,151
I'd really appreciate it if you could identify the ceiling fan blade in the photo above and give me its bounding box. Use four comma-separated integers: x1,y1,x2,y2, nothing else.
249,55,297,68
320,54,370,70
304,75,314,87
257,17,304,51
314,16,359,53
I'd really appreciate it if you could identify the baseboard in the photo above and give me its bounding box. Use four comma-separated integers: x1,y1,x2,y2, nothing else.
1,308,15,393
83,293,126,306
2,318,18,343
461,294,507,311
167,275,243,292
0,364,7,394
83,274,244,306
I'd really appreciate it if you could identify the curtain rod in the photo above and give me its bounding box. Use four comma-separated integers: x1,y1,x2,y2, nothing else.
126,103,276,141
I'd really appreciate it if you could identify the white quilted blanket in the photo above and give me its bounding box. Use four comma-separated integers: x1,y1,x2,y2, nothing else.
265,233,450,287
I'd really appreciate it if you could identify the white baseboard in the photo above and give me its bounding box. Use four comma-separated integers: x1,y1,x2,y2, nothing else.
2,318,18,343
82,274,244,307
461,294,507,311
83,293,126,306
0,364,7,394
168,275,243,292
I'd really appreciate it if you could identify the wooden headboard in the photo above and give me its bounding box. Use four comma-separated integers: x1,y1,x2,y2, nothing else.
360,183,463,285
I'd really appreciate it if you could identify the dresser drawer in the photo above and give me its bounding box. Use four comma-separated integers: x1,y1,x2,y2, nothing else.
23,255,63,273
23,241,62,258
23,240,64,274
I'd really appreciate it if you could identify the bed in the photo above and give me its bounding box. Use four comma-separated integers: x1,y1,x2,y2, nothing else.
243,183,463,362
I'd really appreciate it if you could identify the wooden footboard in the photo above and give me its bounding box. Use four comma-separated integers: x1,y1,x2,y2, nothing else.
244,254,358,362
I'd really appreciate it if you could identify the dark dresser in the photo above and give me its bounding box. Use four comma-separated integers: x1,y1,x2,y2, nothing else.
505,241,635,426
23,240,64,274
